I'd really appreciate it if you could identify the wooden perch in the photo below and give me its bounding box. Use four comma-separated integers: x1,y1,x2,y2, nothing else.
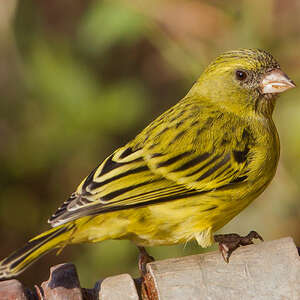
0,237,299,299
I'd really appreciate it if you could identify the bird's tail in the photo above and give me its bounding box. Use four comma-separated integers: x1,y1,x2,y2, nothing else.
0,223,75,279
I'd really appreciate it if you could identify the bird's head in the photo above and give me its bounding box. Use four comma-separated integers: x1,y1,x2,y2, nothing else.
191,49,295,117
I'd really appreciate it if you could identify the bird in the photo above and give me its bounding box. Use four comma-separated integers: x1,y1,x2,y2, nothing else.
0,48,295,279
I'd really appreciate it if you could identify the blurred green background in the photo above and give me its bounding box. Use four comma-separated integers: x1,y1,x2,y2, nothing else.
0,0,300,288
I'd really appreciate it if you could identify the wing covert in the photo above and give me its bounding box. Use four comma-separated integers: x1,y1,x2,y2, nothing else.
133,98,251,191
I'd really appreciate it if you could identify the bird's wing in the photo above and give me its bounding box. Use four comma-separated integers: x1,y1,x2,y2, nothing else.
49,147,199,226
49,99,251,227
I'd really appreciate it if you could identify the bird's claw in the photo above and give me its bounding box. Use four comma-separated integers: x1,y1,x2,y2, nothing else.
214,231,264,263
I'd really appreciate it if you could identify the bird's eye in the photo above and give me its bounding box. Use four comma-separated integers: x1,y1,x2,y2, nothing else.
235,70,247,81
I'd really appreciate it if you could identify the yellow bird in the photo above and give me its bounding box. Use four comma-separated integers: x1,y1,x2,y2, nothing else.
0,49,295,279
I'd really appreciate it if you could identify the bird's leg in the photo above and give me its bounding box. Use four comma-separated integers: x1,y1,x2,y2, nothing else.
137,246,154,276
137,247,156,300
214,230,263,263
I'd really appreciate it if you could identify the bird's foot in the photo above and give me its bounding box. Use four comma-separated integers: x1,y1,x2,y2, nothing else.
138,246,154,276
214,230,263,263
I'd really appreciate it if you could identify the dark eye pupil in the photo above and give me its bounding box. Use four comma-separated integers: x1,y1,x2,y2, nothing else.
236,70,247,80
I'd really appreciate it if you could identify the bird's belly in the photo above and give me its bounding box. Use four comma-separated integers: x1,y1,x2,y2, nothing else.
72,190,257,248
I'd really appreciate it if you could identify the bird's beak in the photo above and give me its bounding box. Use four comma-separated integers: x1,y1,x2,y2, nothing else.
260,69,296,94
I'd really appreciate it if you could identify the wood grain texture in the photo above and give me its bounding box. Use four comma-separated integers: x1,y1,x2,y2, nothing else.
145,237,300,300
99,273,139,300
41,263,83,300
0,279,27,300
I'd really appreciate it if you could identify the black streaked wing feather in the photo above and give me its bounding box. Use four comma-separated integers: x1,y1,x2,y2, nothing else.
49,145,201,225
49,147,248,227
49,101,251,226
138,102,251,191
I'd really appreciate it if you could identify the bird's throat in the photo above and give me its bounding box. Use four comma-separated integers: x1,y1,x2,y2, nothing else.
255,95,277,116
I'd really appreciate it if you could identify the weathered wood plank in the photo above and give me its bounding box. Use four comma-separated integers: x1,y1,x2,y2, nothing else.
41,263,83,300
0,280,27,300
145,237,300,300
99,273,139,300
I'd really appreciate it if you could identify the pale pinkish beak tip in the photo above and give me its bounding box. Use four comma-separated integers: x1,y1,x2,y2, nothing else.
261,69,296,94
